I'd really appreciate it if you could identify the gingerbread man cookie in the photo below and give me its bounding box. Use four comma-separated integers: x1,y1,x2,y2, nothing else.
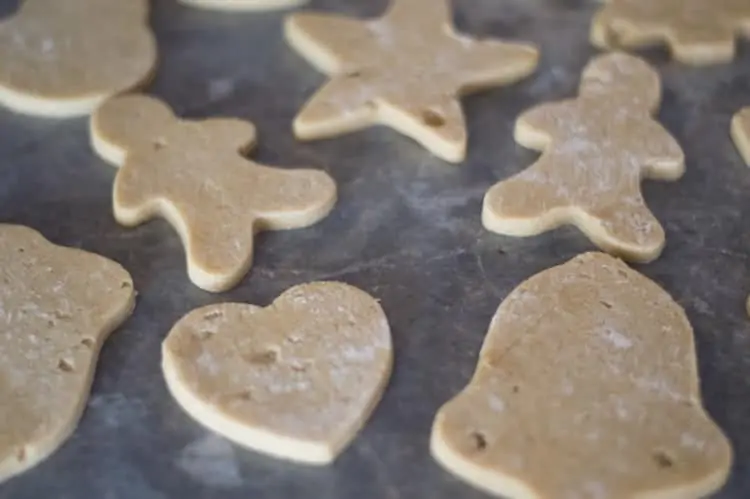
731,107,750,166
179,0,306,11
0,225,135,483
432,252,732,499
591,0,750,65
483,53,684,263
0,0,156,117
285,0,539,162
162,282,392,464
90,94,337,293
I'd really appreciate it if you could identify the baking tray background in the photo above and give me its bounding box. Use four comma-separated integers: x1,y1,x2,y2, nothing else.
1,0,750,497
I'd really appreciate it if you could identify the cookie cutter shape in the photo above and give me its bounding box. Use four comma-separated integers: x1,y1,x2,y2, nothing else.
179,0,306,10
591,0,750,65
0,225,135,483
285,0,539,163
0,0,156,117
431,252,732,499
483,53,684,263
162,281,392,464
90,94,337,293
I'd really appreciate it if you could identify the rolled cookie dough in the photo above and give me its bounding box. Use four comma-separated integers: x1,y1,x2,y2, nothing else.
0,0,156,117
0,225,135,483
179,0,306,10
284,0,539,162
90,94,337,293
483,53,684,263
731,107,750,167
162,282,392,464
431,252,732,499
591,0,750,65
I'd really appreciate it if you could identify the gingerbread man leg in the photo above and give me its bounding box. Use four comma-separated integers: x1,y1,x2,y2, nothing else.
584,193,665,262
482,160,569,237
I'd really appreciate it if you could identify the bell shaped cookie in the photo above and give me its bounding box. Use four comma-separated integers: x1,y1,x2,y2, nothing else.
285,0,539,162
0,225,135,483
90,94,337,293
431,252,732,499
483,53,684,263
162,282,392,464
0,0,156,117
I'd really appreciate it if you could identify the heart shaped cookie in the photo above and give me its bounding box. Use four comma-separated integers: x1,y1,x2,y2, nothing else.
0,225,135,483
162,282,392,464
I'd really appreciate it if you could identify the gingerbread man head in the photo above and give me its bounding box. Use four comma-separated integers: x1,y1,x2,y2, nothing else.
579,52,661,113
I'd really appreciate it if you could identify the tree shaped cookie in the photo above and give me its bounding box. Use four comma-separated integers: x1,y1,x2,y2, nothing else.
431,252,732,499
0,225,135,483
90,94,337,293
284,0,539,162
731,107,750,166
179,0,306,11
0,0,156,117
591,0,750,65
162,282,392,464
483,53,684,263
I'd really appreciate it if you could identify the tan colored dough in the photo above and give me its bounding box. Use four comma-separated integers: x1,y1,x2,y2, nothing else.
483,53,684,263
0,0,156,117
179,0,306,11
431,252,732,499
591,0,750,65
733,109,750,316
731,107,750,167
0,225,135,483
284,0,539,163
162,282,392,464
90,94,337,293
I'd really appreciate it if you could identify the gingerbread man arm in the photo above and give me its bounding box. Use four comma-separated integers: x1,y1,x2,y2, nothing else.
197,118,258,154
514,101,571,150
634,121,685,181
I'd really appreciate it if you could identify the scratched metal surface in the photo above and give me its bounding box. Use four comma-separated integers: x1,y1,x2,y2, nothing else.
0,0,749,497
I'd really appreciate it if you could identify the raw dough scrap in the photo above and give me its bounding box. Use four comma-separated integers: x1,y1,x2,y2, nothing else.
482,53,684,263
591,0,750,65
0,0,156,117
0,224,135,483
431,252,733,499
90,94,337,293
162,281,392,464
731,107,750,167
179,0,306,11
284,0,539,162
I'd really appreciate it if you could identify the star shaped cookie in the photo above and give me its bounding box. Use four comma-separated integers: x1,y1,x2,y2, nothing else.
285,0,539,162
592,0,750,65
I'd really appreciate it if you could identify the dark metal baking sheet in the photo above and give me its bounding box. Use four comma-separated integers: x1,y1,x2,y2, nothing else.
1,0,750,497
